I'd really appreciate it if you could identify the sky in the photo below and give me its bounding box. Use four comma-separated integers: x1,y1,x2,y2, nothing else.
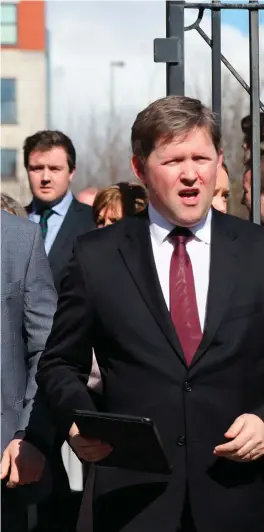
46,0,264,145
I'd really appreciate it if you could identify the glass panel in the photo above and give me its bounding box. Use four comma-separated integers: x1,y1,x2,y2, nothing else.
0,24,17,45
1,149,17,180
1,79,15,102
1,4,17,24
1,79,16,123
1,101,16,123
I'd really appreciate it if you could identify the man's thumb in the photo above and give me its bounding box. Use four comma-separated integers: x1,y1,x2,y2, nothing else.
225,416,245,439
0,450,11,479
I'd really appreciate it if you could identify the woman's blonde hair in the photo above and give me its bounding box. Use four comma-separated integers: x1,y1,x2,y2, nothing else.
1,193,27,218
92,182,148,226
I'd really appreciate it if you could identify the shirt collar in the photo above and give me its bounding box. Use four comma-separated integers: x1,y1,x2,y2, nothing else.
32,190,73,216
148,202,212,246
53,190,73,216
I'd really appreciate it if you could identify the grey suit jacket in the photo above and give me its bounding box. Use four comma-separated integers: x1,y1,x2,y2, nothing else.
1,210,57,454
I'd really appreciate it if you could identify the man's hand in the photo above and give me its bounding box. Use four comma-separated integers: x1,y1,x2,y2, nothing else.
0,437,46,488
69,423,113,462
214,414,264,462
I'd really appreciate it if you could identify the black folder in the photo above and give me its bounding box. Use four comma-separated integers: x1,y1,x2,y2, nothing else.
73,410,173,474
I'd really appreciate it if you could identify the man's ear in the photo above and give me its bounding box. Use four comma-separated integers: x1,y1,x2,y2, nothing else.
131,156,146,184
69,168,76,183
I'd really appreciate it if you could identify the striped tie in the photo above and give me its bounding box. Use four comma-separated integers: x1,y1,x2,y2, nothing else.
169,226,202,365
39,208,53,240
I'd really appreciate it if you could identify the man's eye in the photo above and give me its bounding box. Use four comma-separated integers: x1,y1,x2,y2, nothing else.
163,160,179,165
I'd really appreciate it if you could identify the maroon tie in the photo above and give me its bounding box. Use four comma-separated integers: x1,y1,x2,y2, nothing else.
169,227,202,365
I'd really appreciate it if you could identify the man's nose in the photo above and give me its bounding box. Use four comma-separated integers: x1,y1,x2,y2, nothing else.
180,163,197,182
181,174,197,185
41,168,51,182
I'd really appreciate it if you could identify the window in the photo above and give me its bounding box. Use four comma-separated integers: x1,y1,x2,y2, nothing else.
1,78,17,123
1,149,17,181
0,4,17,45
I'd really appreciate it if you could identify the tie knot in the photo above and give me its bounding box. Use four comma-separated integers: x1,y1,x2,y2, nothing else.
38,207,53,220
169,226,192,246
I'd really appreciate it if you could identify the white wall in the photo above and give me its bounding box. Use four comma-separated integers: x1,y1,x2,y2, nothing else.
1,49,47,205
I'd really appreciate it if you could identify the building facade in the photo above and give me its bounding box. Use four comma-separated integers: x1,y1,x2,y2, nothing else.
1,0,47,205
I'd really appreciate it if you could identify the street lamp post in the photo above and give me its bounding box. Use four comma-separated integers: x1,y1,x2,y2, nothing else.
109,61,125,183
110,61,125,123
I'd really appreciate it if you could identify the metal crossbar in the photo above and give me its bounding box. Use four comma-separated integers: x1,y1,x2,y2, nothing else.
186,3,264,9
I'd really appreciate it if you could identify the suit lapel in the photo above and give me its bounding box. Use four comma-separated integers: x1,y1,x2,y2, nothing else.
191,210,239,367
119,212,186,364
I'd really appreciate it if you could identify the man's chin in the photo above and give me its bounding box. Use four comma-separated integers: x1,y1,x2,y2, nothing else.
37,193,55,203
170,206,209,228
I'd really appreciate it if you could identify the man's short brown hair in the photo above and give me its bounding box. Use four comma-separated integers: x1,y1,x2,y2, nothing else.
241,113,264,162
23,130,76,172
245,154,264,194
131,95,221,162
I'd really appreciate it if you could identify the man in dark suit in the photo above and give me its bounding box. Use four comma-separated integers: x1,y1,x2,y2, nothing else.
24,129,95,531
0,210,57,532
24,129,95,292
36,96,264,532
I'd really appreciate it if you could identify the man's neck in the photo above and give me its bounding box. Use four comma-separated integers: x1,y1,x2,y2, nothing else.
33,190,70,211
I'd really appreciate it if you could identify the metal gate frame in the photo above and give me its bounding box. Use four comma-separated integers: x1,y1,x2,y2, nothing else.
154,1,264,224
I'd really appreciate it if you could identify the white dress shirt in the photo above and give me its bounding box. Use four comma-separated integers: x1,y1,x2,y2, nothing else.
149,203,212,332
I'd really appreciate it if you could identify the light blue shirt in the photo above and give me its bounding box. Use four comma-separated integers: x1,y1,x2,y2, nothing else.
28,190,73,255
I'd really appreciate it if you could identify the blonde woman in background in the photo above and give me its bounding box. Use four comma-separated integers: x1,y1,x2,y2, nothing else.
92,181,148,228
212,162,230,214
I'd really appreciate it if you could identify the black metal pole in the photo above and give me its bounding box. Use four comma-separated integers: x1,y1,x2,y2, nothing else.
166,1,185,95
249,0,261,225
211,0,221,129
186,3,263,9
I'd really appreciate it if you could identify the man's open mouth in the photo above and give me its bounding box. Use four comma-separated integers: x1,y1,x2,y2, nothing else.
179,189,199,198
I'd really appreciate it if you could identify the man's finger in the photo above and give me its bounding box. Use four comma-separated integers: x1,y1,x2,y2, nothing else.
76,439,104,449
0,450,11,480
79,445,113,462
6,460,20,488
224,416,246,439
81,444,113,456
235,440,255,458
214,440,238,454
215,428,252,454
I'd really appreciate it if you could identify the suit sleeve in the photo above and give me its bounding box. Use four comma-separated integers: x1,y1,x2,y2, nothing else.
17,224,57,432
36,240,96,436
251,234,264,422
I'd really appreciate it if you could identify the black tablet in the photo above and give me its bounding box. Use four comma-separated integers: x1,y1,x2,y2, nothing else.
73,410,173,475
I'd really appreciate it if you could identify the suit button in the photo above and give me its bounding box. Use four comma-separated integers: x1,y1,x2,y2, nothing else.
184,381,192,392
177,436,186,446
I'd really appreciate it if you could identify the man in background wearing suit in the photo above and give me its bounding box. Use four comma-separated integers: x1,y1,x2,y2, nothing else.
24,129,94,531
25,130,95,293
0,210,57,532
36,96,264,532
